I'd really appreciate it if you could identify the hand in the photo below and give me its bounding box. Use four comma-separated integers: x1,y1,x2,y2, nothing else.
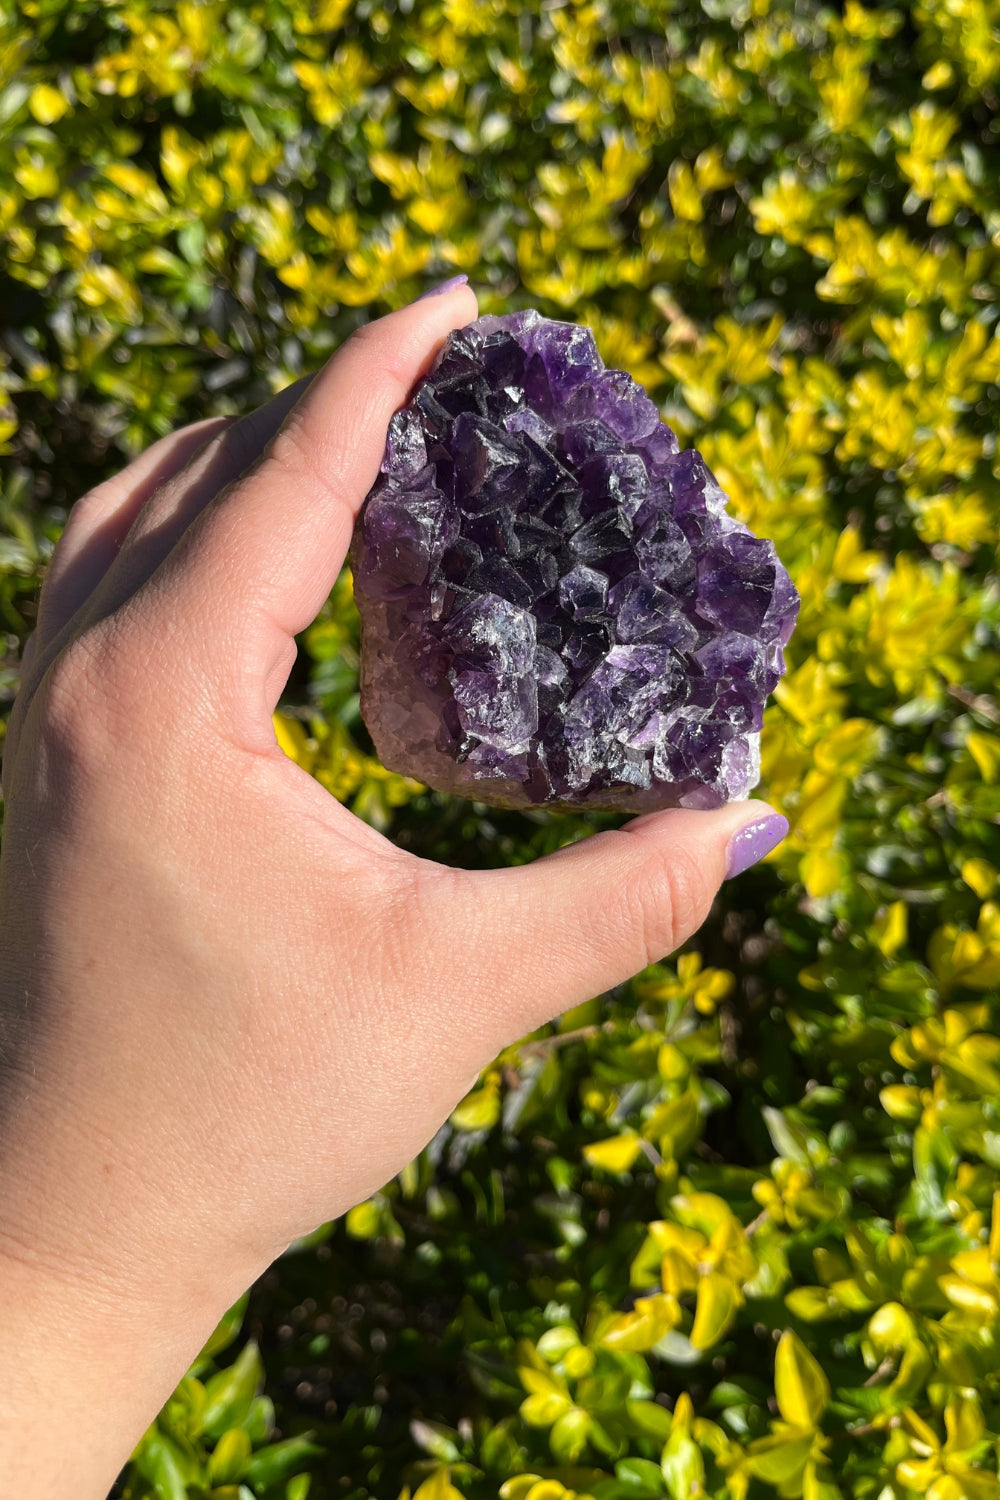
0,286,786,1497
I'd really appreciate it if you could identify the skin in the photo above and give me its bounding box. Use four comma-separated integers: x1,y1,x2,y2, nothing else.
0,287,782,1496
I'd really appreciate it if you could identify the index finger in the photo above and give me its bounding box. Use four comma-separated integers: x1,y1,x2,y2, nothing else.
148,287,478,712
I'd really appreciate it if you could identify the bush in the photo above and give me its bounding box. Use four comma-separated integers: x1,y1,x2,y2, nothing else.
2,0,1000,1495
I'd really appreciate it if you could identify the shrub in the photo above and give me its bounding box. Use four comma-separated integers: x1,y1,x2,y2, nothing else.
2,0,1000,1496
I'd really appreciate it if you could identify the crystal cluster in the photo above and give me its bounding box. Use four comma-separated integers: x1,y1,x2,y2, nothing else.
351,310,799,813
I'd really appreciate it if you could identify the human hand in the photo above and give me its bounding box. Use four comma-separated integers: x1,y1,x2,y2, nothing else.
0,285,787,1496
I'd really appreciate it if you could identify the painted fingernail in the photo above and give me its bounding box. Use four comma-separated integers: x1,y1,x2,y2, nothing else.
417,274,469,300
725,813,789,878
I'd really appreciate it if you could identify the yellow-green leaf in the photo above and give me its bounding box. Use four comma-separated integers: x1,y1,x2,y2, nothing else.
873,900,908,959
968,731,1000,783
207,1427,252,1485
690,1271,742,1349
867,1302,916,1352
801,848,847,899
803,1462,844,1500
880,1085,922,1121
661,1426,705,1500
412,1470,465,1500
345,1199,382,1239
583,1132,644,1174
944,1395,984,1452
519,1366,568,1399
784,1286,841,1322
450,1084,500,1132
962,859,998,898
28,82,68,124
601,1293,679,1352
746,1432,813,1485
550,1406,590,1462
521,1390,572,1426
774,1331,830,1429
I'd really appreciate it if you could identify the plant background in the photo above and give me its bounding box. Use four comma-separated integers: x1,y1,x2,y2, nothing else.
2,0,1000,1495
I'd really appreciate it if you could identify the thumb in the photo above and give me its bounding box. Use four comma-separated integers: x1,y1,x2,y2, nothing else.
436,802,788,1052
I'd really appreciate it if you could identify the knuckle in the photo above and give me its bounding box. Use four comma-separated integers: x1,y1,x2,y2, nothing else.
260,412,337,497
215,410,267,479
264,411,317,479
615,834,709,967
31,636,111,792
344,318,414,397
36,623,144,784
65,479,118,529
253,413,355,532
343,318,383,360
42,629,113,736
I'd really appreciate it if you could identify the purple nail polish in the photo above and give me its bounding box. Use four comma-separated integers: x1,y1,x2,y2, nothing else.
417,274,469,300
725,813,789,878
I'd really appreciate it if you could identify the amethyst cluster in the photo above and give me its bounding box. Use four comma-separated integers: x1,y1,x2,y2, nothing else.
351,310,798,813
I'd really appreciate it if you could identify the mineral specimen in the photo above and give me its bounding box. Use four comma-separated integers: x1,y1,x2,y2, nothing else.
351,310,799,813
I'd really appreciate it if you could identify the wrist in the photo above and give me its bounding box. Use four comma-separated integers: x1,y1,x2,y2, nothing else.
0,1248,213,1498
0,1055,256,1498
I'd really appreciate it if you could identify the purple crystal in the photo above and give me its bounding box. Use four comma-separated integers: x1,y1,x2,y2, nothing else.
351,310,799,812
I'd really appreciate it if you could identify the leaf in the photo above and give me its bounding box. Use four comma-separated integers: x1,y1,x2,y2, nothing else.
802,847,847,898
198,1296,249,1366
968,731,1000,783
410,1420,461,1464
774,1332,830,1429
802,1462,844,1500
616,1456,666,1495
451,1084,501,1131
536,1326,582,1362
690,1271,742,1349
499,1479,542,1500
521,1391,572,1426
583,1132,644,1173
244,1435,326,1488
244,1394,275,1445
201,1341,264,1440
944,1395,985,1452
520,1365,569,1398
785,1287,842,1322
647,1090,701,1158
873,900,908,959
660,1426,705,1500
667,160,704,222
625,1400,675,1442
762,1108,812,1166
345,1198,383,1239
867,1302,916,1352
962,859,997,898
879,1085,922,1121
133,1432,191,1500
412,1470,465,1500
832,527,880,583
208,1428,253,1485
601,1294,679,1352
28,83,68,124
746,1432,814,1485
550,1406,591,1462
158,1376,207,1443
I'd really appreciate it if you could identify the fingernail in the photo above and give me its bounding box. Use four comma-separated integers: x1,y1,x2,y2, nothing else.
417,274,469,300
725,813,789,878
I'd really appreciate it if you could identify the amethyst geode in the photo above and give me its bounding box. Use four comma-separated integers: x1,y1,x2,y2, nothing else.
351,311,798,813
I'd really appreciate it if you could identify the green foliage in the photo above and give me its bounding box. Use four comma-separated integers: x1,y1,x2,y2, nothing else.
2,0,1000,1495
120,1302,323,1499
